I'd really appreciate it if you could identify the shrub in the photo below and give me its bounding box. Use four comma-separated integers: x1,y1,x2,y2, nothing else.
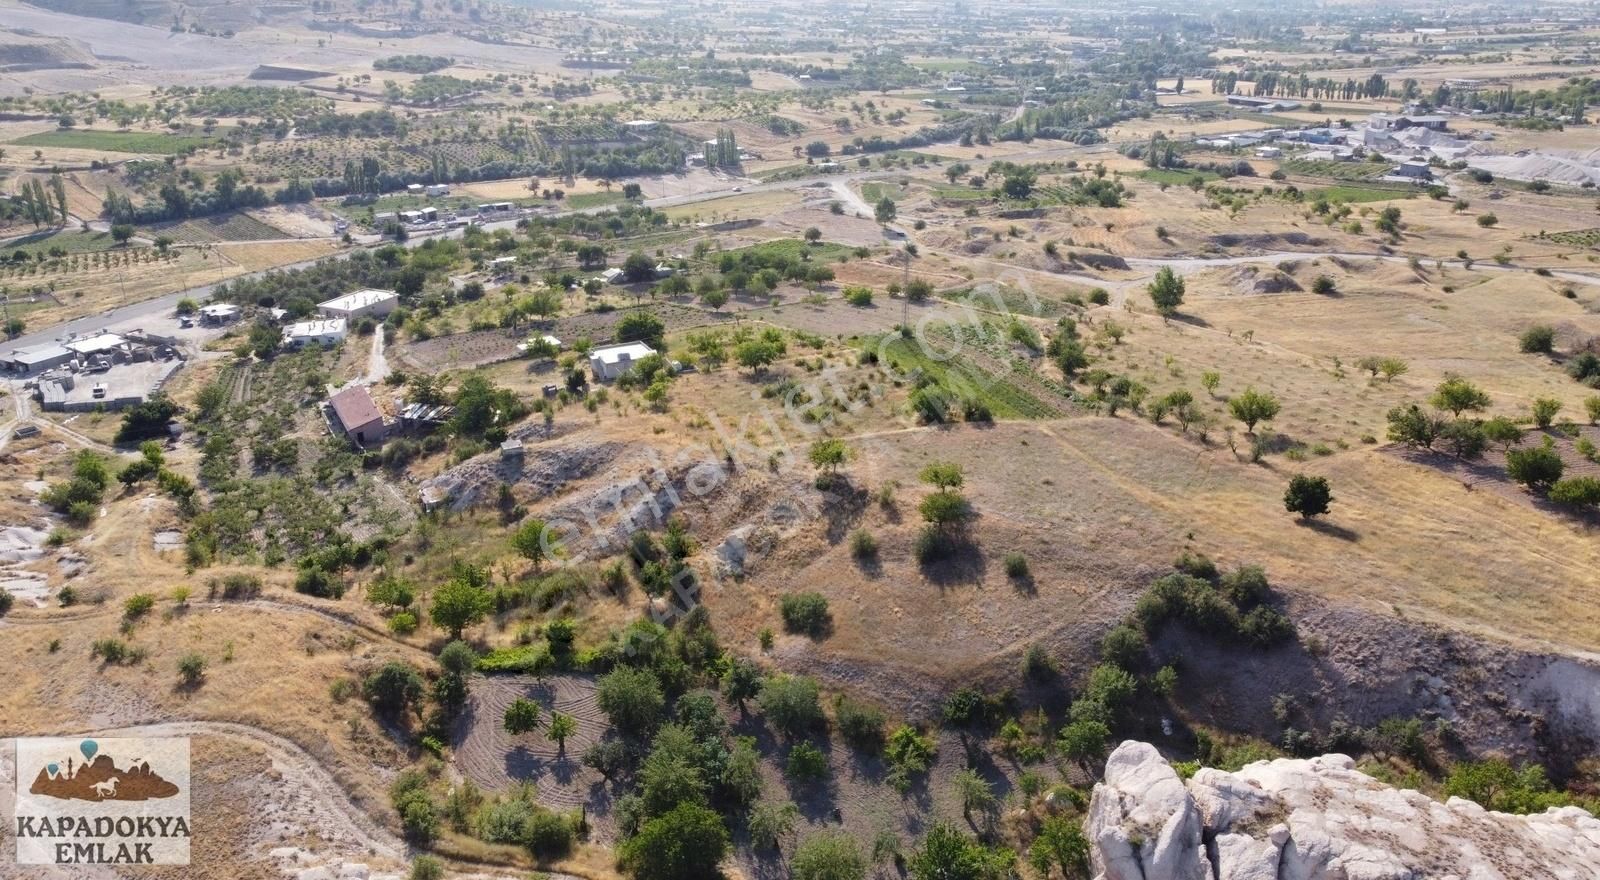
1022,643,1057,680
1220,565,1270,606
884,725,936,792
1002,552,1029,579
177,653,206,686
1531,397,1562,428
833,695,886,752
1519,325,1556,354
1283,474,1332,519
785,741,829,782
388,611,419,634
849,529,877,560
760,674,823,737
409,855,444,880
780,591,832,637
1100,624,1146,669
123,593,156,620
1506,439,1565,491
363,662,424,718
1549,476,1600,507
790,830,867,880
1238,606,1296,646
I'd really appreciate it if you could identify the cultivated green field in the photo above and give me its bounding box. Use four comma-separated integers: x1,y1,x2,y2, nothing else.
10,129,219,155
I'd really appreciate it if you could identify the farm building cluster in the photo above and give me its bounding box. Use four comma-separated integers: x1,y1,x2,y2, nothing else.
6,330,184,412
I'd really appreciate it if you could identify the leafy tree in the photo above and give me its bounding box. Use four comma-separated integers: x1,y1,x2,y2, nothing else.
1029,816,1091,880
115,395,183,443
1312,275,1337,295
735,340,782,373
363,661,424,717
1228,388,1280,433
1482,416,1524,453
909,823,1008,880
623,252,658,283
1146,266,1185,316
1550,476,1600,507
785,741,829,782
1531,397,1562,429
789,830,869,880
618,802,729,880
951,769,996,819
583,740,629,781
749,800,799,851
1506,438,1564,492
597,666,666,736
430,578,488,638
616,312,666,348
919,461,964,492
1283,474,1333,519
1430,376,1490,417
874,196,897,225
544,711,577,752
758,674,822,738
504,697,543,735
919,492,971,530
720,658,763,712
808,439,848,474
1586,396,1600,425
1378,358,1409,382
510,518,551,569
1387,404,1447,449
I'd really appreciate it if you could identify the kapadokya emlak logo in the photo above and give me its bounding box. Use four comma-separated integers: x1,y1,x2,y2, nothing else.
13,737,191,866
29,739,181,802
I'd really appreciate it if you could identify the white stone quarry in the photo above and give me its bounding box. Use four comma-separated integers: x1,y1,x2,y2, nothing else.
1088,741,1600,880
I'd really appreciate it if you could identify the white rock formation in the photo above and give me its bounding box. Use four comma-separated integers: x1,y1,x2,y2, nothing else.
1088,741,1600,880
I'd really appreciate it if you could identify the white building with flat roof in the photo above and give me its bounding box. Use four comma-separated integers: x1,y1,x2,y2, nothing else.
589,341,657,382
282,318,348,349
317,289,399,320
64,332,127,357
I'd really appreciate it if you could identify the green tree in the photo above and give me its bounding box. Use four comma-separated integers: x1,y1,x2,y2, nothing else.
1284,474,1333,519
1228,388,1281,433
1520,325,1556,354
618,802,729,880
758,674,822,738
919,492,971,530
1482,416,1523,453
749,800,799,850
1506,438,1564,492
596,665,665,736
1146,266,1185,316
1531,397,1562,429
951,769,996,819
791,830,868,880
616,312,666,348
918,461,964,492
430,578,488,638
546,711,577,752
510,518,551,569
363,661,424,718
1430,375,1491,417
909,823,1005,880
721,657,763,713
504,697,543,735
1029,816,1091,880
1058,720,1110,774
808,438,848,474
874,196,897,225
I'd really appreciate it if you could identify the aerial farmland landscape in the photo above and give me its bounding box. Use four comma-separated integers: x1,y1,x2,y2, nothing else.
4,0,1600,877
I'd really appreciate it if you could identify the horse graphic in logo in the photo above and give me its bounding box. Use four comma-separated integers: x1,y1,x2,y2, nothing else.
28,739,180,802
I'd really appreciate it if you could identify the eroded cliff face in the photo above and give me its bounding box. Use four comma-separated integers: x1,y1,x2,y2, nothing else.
1088,741,1600,880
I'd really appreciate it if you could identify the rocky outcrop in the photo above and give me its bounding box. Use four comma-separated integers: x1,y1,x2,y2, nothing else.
1088,741,1600,880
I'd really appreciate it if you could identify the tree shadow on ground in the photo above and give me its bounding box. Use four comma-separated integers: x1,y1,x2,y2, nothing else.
1296,517,1359,542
